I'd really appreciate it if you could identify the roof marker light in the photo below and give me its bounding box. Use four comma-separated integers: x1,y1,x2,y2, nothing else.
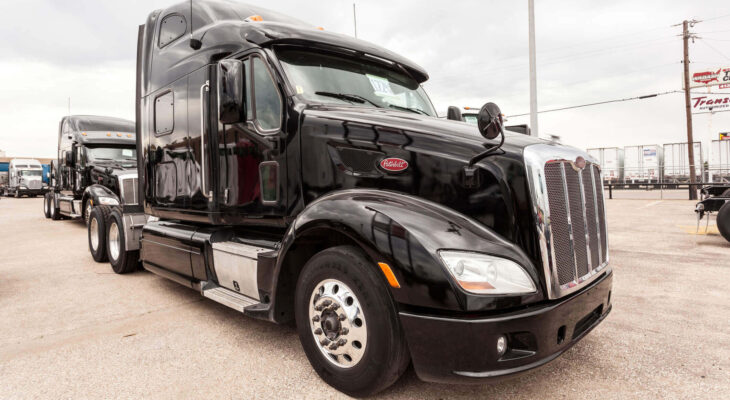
127,134,133,138
117,133,122,137
82,132,87,136
106,133,111,137
246,15,263,22
316,26,325,31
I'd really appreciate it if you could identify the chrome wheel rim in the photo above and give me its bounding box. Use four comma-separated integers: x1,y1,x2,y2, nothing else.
85,203,92,225
109,221,120,261
90,218,99,250
309,279,367,368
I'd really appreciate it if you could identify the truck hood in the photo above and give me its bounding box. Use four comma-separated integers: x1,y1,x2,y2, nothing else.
300,104,556,269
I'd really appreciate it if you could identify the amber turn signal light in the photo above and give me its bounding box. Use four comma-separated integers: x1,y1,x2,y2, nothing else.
378,262,400,288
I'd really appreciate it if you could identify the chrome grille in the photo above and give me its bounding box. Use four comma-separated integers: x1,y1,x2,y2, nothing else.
524,144,609,299
28,180,42,189
120,176,139,205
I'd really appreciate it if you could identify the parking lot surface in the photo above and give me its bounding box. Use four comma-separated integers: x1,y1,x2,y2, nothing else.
1,196,728,399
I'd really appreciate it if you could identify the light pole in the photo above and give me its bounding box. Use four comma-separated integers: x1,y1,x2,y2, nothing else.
528,0,538,137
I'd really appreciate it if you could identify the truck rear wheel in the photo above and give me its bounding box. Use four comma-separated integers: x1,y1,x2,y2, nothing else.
88,205,111,262
106,208,139,274
717,202,730,242
43,193,51,218
49,194,60,220
294,246,409,397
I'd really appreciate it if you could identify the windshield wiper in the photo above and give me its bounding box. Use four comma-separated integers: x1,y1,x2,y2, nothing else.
387,104,429,116
315,92,382,108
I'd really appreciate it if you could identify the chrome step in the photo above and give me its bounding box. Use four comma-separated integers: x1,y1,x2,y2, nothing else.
202,285,259,312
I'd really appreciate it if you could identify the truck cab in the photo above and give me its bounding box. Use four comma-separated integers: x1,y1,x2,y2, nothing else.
98,1,613,396
5,158,47,197
45,115,137,224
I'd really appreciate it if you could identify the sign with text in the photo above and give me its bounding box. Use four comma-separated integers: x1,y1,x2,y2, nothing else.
685,66,730,89
691,94,730,113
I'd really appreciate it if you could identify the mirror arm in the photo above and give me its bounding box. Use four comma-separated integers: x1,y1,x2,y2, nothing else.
467,124,505,167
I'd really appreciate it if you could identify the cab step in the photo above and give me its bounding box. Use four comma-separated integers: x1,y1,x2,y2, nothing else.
201,283,259,312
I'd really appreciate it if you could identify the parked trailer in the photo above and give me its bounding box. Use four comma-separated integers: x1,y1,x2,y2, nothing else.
709,139,730,183
663,142,702,183
587,147,624,183
623,144,663,183
0,162,7,195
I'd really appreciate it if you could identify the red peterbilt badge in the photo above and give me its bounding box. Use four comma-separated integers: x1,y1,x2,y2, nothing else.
380,158,409,172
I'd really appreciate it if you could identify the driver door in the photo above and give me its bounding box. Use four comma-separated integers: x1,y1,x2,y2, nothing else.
217,53,287,217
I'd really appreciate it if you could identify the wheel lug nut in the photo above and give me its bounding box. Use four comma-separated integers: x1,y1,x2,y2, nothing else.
312,315,320,322
329,343,338,350
332,303,340,310
338,314,346,321
322,299,332,306
315,305,324,311
320,338,330,346
337,339,347,346
314,328,322,335
341,328,349,335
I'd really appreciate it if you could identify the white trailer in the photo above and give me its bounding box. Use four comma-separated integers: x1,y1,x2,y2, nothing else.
663,142,703,183
587,147,623,183
623,145,663,183
710,140,730,182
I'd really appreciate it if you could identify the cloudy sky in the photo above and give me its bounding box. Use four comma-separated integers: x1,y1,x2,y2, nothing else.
0,0,729,159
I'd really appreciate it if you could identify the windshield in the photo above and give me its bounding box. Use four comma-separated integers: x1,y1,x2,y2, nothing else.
86,146,137,162
463,114,478,125
277,49,436,117
19,170,42,177
73,118,134,133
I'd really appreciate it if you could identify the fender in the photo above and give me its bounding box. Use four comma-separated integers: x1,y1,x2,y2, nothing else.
268,189,545,319
83,184,121,209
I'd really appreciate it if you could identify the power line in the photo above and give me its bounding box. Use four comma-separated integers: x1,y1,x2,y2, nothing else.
699,38,730,61
506,90,681,118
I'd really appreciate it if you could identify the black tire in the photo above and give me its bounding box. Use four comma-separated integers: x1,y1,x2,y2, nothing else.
717,202,730,242
49,194,61,220
106,208,139,274
14,190,20,198
294,246,410,397
43,193,51,218
88,205,111,262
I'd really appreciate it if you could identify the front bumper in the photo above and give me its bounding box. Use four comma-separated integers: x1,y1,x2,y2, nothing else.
399,270,612,384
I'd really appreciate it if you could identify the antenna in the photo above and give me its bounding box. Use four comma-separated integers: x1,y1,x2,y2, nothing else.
189,0,202,49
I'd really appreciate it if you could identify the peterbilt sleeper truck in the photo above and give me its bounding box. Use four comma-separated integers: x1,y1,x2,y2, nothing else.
4,158,48,197
44,116,137,240
93,1,613,396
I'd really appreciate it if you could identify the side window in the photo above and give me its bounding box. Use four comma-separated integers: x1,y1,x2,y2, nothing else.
252,57,282,131
155,91,174,135
159,15,186,48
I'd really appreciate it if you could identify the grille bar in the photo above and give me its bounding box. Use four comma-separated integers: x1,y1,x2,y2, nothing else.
544,160,607,289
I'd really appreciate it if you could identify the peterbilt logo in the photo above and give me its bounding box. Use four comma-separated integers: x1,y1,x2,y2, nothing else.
571,156,587,171
379,158,409,172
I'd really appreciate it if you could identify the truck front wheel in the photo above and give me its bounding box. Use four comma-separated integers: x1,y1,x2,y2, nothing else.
106,208,139,274
294,246,409,397
717,202,730,242
88,205,111,262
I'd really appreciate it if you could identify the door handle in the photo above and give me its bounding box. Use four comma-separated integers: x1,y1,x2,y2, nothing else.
200,80,212,201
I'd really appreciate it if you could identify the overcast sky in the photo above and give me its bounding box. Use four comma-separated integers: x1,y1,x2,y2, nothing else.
0,0,729,159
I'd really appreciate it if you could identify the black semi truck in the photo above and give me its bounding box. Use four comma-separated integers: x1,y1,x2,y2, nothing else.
91,1,613,396
45,116,137,236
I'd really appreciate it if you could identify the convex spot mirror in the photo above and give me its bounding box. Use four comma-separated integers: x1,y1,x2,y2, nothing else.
477,102,504,140
218,59,246,124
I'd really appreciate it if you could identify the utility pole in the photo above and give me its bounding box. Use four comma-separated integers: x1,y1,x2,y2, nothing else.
528,0,538,137
353,3,358,38
682,20,698,200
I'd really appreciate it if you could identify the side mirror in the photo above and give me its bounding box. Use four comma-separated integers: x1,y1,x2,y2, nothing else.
218,59,246,124
446,106,463,121
477,102,504,140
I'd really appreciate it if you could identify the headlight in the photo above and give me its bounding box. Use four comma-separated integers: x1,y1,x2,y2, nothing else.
97,197,119,206
438,251,536,295
19,186,27,190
